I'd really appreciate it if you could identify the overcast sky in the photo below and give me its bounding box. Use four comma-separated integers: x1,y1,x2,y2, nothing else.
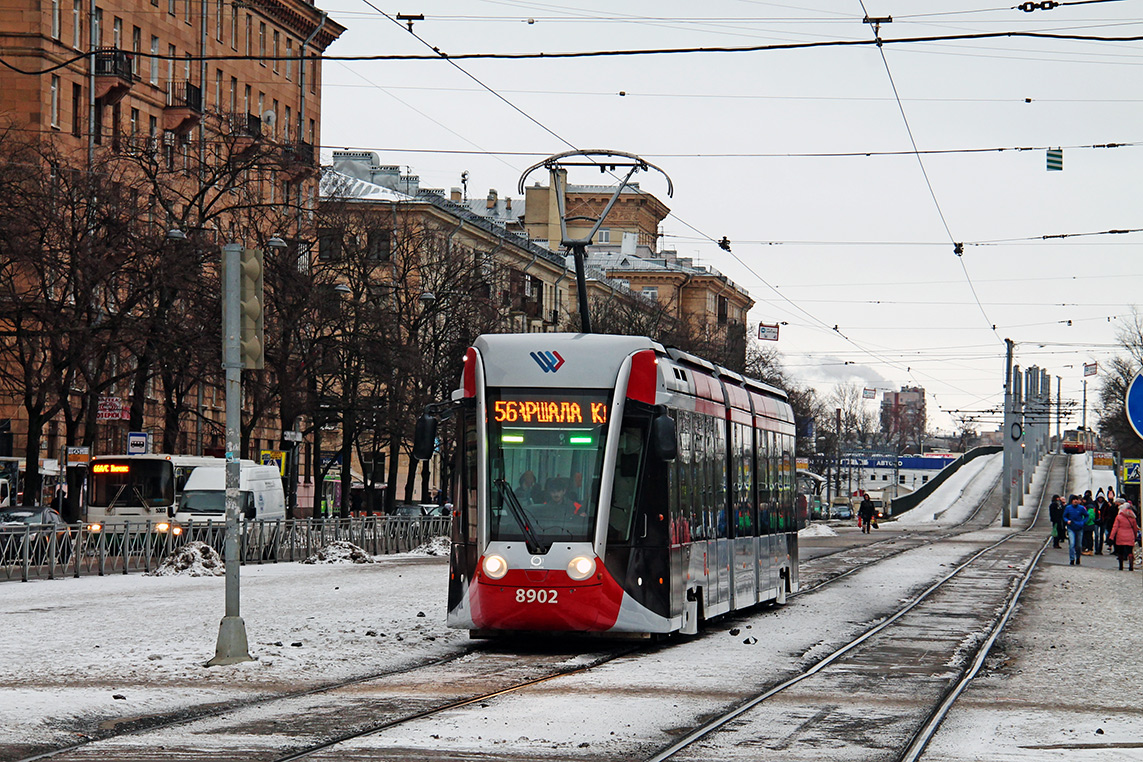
313,0,1142,435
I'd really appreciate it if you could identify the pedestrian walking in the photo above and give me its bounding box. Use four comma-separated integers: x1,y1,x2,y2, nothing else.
1062,495,1088,566
1109,499,1140,571
1081,491,1096,555
1048,494,1063,549
1095,494,1114,555
859,494,876,535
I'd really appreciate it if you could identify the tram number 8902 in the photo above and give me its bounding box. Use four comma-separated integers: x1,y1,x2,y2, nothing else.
515,588,558,604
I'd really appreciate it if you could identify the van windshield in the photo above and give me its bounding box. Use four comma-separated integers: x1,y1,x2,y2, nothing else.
179,490,253,515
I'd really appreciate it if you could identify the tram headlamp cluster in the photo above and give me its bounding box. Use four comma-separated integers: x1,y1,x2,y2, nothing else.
566,555,596,581
482,554,509,580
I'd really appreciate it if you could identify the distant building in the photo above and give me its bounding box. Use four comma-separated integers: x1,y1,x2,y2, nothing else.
881,386,927,450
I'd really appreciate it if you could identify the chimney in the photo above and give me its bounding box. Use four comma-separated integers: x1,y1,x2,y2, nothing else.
450,188,462,202
505,197,512,212
486,189,498,209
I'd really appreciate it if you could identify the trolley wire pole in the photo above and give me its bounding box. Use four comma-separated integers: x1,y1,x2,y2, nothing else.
518,150,672,334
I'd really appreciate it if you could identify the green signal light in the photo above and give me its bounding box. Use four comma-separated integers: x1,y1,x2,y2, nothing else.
568,436,593,445
501,434,525,444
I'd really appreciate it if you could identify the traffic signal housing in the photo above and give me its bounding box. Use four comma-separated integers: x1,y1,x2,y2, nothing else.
238,247,264,369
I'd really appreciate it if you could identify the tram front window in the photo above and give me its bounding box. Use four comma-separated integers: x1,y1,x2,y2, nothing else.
487,388,611,550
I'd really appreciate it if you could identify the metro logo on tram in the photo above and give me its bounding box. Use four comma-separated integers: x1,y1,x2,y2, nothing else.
529,350,565,373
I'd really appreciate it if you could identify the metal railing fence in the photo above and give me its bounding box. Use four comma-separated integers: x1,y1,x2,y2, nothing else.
0,515,452,583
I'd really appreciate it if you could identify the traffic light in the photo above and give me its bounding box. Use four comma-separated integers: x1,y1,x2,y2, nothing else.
238,247,264,369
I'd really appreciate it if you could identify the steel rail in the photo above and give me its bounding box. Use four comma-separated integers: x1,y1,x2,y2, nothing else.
646,454,1063,762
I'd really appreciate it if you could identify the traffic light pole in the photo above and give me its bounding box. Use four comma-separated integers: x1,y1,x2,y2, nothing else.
209,242,252,666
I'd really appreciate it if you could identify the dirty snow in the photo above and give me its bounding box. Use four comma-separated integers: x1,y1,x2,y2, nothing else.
146,541,225,577
300,539,376,564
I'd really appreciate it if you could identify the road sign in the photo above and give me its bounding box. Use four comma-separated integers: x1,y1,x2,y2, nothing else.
1084,362,1098,377
282,430,302,443
758,323,779,341
260,449,286,475
127,432,148,454
1125,372,1143,440
1046,148,1063,171
1124,459,1140,485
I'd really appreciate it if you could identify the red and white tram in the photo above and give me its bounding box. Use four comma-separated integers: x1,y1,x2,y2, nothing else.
416,333,803,637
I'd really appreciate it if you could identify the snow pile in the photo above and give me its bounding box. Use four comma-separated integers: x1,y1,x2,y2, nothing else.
409,536,451,556
301,540,375,565
894,453,1002,527
799,523,838,538
147,541,224,577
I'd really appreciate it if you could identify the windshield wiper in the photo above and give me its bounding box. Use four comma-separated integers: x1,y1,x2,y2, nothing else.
494,478,545,555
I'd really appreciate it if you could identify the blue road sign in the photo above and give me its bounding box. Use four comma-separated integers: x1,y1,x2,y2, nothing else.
1126,373,1143,441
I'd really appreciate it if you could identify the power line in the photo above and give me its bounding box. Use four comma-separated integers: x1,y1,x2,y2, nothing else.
8,28,1143,75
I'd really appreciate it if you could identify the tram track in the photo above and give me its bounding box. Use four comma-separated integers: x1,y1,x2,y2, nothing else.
8,454,1056,762
647,453,1067,762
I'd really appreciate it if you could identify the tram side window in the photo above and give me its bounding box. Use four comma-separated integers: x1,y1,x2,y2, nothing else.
734,422,755,536
713,416,728,539
677,410,696,541
667,411,680,543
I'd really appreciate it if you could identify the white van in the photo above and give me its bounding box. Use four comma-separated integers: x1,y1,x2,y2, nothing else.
174,463,286,525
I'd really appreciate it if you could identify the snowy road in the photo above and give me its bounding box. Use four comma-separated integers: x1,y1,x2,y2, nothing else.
4,453,1140,761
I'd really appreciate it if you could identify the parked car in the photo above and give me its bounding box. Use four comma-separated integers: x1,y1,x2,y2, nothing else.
0,506,72,564
833,505,853,520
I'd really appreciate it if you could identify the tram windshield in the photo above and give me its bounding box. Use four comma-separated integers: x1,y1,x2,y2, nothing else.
486,387,611,550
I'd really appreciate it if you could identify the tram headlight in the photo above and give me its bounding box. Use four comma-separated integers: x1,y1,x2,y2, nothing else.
567,555,596,581
156,522,171,533
88,523,102,533
482,554,509,580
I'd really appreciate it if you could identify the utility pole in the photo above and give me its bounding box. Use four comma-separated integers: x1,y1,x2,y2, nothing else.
208,243,258,666
1056,375,1062,452
1001,339,1015,527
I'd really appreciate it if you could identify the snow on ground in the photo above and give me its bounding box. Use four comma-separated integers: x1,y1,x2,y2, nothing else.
3,453,1138,759
893,453,1003,527
301,539,376,564
798,522,837,538
146,541,225,577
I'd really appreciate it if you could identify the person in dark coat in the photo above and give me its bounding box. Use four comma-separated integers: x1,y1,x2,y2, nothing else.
858,494,876,534
1095,494,1114,555
1062,495,1088,566
1048,495,1063,549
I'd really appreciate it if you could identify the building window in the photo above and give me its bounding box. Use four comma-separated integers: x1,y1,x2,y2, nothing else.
168,0,175,16
717,295,728,325
167,43,175,86
243,83,250,113
230,4,237,49
229,76,237,112
271,98,278,136
150,36,159,85
92,7,101,46
215,0,223,40
317,229,342,261
367,230,391,261
131,26,140,75
284,104,291,140
272,30,280,73
258,22,266,65
596,229,610,243
245,14,251,56
214,68,222,106
71,82,82,136
72,0,82,48
285,39,292,79
50,76,60,127
641,286,658,301
51,0,60,40
148,114,157,137
184,0,191,24
130,107,138,135
308,117,314,142
112,16,121,47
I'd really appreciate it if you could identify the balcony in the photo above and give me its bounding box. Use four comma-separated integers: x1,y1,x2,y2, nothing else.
227,112,263,155
281,141,317,179
163,81,202,136
93,48,134,106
